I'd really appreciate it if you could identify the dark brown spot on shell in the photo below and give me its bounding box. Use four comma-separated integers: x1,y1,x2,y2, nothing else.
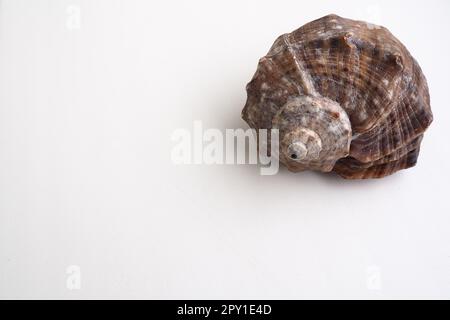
331,112,340,119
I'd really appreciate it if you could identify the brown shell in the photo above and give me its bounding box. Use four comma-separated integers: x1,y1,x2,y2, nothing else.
242,14,433,179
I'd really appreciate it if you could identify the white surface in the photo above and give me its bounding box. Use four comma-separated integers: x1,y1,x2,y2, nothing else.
1,0,450,299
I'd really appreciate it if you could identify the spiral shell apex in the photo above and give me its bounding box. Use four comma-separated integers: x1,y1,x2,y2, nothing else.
242,14,433,179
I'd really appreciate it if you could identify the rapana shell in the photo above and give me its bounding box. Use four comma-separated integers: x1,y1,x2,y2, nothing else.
242,14,433,179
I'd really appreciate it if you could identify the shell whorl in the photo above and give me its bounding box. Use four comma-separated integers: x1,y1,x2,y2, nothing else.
242,14,433,179
273,95,351,172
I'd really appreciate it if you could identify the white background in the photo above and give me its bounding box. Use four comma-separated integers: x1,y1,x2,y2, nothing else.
1,0,449,299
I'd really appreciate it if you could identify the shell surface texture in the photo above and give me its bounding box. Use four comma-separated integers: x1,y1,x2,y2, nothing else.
242,14,433,179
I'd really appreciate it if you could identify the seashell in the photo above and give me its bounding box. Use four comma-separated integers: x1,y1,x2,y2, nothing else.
242,14,433,179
